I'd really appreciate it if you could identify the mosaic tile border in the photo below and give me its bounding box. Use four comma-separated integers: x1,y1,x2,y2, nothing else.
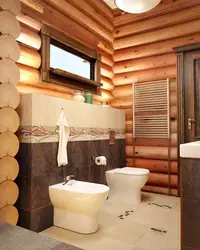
18,126,125,143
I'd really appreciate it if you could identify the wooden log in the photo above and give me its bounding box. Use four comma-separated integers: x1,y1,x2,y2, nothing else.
0,108,20,133
85,0,113,22
0,132,19,158
101,63,114,79
170,93,177,106
114,53,176,74
171,120,177,133
170,79,177,93
0,156,19,184
18,45,41,69
21,0,44,13
0,0,21,15
0,181,19,208
126,145,134,158
98,41,114,55
101,89,114,103
113,33,200,61
142,185,178,196
126,133,133,145
135,158,178,174
114,0,200,27
17,13,42,32
126,157,134,167
17,83,73,100
114,5,200,39
134,146,177,160
134,136,177,147
113,66,176,85
66,0,113,32
171,106,177,118
44,0,113,43
101,54,114,67
21,1,99,50
114,19,200,50
126,121,133,133
0,11,21,39
0,84,20,109
17,63,40,85
124,109,133,120
100,77,114,91
0,205,18,225
113,84,132,98
17,25,41,50
0,35,20,62
147,173,178,188
0,59,20,85
111,96,133,109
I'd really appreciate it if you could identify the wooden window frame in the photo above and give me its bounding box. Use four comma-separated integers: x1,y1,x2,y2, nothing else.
40,24,102,94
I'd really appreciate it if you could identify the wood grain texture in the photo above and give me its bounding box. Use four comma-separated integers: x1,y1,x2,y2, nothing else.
0,181,19,209
18,44,41,69
0,132,19,158
0,59,20,85
0,84,20,109
0,0,21,15
0,35,20,61
0,108,20,133
0,156,19,184
0,11,21,39
0,205,18,225
114,19,200,50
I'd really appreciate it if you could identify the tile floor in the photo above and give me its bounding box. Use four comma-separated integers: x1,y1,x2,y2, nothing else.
41,192,180,250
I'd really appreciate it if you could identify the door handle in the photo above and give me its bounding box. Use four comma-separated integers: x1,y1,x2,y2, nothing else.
188,118,196,130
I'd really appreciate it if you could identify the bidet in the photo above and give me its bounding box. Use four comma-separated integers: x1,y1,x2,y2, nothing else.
49,180,109,234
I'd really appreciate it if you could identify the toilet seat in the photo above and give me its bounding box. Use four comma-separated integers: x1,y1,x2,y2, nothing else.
113,167,149,176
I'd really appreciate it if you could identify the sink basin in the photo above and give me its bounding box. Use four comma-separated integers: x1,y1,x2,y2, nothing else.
49,180,109,234
180,141,200,159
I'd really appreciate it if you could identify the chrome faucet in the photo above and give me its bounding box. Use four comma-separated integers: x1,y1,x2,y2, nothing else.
63,175,75,185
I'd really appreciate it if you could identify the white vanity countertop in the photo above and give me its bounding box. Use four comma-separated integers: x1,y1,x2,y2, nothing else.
180,141,200,159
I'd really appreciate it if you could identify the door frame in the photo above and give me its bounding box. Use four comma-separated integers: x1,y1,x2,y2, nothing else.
174,43,200,195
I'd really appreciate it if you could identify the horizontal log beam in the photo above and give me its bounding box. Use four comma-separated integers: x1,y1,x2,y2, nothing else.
43,0,113,43
147,173,178,188
114,5,200,38
142,185,178,196
114,0,200,27
101,63,114,79
18,44,41,69
113,66,176,85
100,77,114,91
135,158,178,174
17,12,42,31
114,19,200,50
113,33,200,61
113,53,176,74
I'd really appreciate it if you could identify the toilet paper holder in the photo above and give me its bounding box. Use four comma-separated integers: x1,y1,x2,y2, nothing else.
91,156,107,166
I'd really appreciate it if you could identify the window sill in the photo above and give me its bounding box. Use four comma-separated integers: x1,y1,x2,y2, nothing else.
50,69,102,88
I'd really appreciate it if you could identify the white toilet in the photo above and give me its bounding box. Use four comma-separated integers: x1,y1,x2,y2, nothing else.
106,167,149,204
49,180,109,234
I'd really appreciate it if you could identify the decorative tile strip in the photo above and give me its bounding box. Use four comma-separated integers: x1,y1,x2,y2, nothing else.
18,126,125,143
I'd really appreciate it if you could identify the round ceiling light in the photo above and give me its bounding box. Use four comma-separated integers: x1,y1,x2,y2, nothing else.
115,0,162,14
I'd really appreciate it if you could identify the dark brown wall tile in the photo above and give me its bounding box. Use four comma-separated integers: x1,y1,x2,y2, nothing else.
182,159,200,201
182,198,200,249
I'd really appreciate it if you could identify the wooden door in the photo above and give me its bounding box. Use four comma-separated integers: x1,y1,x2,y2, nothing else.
184,50,200,142
175,44,200,144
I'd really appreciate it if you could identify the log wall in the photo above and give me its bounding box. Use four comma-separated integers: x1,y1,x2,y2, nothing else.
16,0,114,104
0,0,21,225
112,1,200,196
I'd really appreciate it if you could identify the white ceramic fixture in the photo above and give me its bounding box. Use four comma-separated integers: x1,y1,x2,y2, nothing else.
49,180,109,234
180,141,200,159
106,167,149,204
115,0,161,14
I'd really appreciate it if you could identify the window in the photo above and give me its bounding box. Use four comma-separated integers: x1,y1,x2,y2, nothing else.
41,24,101,94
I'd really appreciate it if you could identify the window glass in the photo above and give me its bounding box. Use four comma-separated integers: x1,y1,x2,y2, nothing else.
50,44,91,79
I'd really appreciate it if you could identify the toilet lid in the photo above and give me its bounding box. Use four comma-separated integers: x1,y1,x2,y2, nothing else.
114,167,149,176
